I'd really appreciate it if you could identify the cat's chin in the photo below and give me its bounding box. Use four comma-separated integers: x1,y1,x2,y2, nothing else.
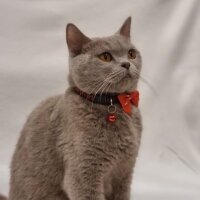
73,73,137,94
120,73,133,81
110,74,137,93
104,82,137,93
114,70,136,83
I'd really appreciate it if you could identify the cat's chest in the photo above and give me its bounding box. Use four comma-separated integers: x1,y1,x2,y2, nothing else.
100,112,139,150
65,96,141,155
76,106,140,152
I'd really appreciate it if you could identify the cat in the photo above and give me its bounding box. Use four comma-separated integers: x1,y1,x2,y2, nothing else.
4,17,142,200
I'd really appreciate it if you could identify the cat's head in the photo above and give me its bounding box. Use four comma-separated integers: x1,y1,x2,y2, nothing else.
66,17,142,94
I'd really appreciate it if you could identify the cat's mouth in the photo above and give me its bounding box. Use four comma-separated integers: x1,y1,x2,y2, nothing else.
124,72,132,78
106,70,134,85
119,71,133,81
105,72,133,89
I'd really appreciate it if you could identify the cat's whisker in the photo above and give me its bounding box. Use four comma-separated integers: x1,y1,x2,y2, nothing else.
90,80,112,111
105,82,112,97
99,81,111,102
98,71,125,105
87,70,122,96
97,70,123,94
99,70,124,92
132,68,158,96
89,81,107,112
89,70,125,111
103,70,125,94
89,77,115,111
139,76,158,96
87,81,110,104
94,81,109,100
88,70,124,96
88,80,107,96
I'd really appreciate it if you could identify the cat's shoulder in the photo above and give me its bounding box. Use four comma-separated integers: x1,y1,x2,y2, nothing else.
26,94,64,123
34,94,63,112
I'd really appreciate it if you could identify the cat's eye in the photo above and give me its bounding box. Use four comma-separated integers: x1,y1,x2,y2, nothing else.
128,49,137,59
98,52,113,62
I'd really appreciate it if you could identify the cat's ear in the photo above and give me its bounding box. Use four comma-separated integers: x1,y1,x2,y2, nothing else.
117,17,132,38
66,23,91,56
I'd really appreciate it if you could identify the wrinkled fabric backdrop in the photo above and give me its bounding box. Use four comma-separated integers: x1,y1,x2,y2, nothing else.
0,0,200,199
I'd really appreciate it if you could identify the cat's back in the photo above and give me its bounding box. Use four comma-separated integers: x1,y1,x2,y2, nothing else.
9,94,67,200
15,94,63,143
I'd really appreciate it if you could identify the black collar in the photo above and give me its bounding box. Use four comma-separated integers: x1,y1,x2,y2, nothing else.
73,87,120,105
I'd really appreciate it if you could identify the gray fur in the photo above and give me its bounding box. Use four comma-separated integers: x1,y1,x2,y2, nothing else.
8,17,142,200
0,194,7,200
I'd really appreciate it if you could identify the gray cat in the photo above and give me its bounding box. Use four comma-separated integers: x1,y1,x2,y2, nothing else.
3,17,142,200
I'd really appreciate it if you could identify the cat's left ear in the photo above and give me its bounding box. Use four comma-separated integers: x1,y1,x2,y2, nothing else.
117,17,132,38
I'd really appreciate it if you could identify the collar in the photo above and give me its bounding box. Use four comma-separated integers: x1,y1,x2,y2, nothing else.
73,87,120,105
73,87,139,122
73,87,139,114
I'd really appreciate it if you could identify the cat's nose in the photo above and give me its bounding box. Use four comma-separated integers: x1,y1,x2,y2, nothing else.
121,62,130,70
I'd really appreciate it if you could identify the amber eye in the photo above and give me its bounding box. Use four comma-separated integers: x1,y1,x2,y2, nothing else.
128,49,137,59
98,52,113,62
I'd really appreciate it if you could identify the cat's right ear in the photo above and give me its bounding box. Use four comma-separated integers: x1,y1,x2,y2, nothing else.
117,17,132,39
66,23,91,56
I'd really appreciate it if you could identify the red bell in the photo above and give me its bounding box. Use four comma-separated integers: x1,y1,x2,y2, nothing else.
107,114,117,122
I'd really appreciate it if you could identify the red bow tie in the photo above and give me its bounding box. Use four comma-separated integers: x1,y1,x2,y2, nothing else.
117,91,139,113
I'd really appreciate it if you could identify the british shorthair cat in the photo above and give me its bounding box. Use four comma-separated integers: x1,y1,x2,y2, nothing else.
6,17,142,200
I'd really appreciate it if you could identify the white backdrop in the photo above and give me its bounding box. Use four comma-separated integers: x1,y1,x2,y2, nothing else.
0,0,200,199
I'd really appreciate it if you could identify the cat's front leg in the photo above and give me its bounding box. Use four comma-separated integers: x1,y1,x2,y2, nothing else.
63,153,106,200
111,176,132,200
108,159,135,200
